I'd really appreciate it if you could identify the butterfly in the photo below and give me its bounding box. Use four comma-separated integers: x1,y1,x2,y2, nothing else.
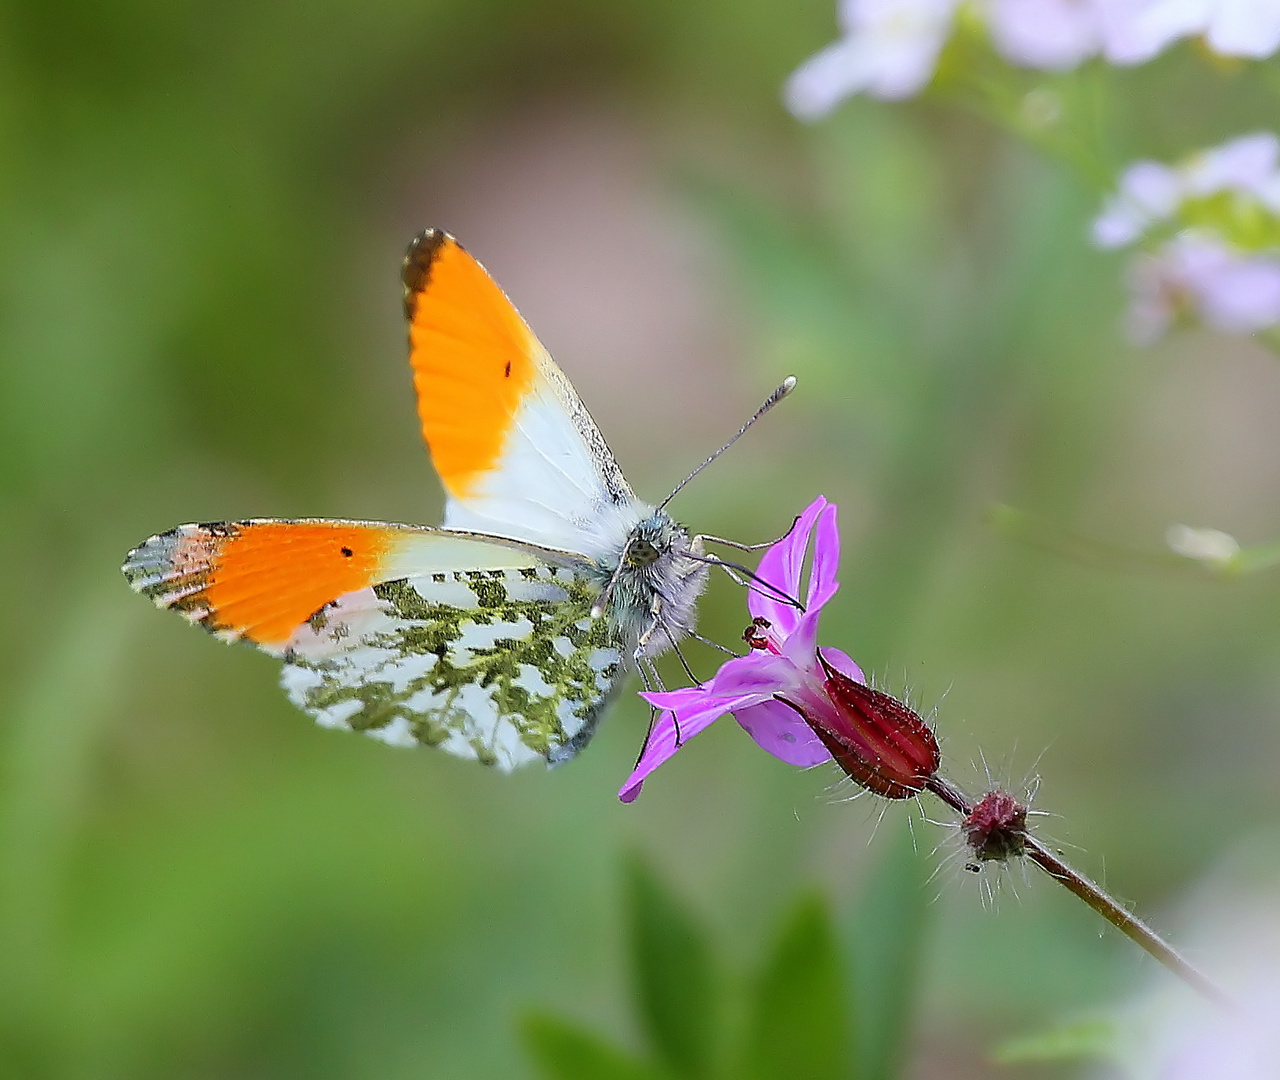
123,229,789,771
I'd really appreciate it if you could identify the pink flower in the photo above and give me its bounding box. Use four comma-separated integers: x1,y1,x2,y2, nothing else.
619,497,940,803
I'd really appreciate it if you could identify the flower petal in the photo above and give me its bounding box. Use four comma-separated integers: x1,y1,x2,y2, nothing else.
618,692,765,802
786,0,958,118
1194,252,1280,334
640,684,727,713
987,0,1100,70
807,504,841,610
784,37,881,121
735,699,833,767
821,647,865,684
1206,0,1280,58
1096,0,1210,66
1182,132,1280,198
749,497,828,633
1091,161,1182,248
780,608,823,670
706,652,797,698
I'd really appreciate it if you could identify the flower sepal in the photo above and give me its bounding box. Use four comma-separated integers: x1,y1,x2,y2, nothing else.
783,652,941,799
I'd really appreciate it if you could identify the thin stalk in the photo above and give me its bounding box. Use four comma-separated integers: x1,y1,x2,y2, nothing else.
923,776,1232,1008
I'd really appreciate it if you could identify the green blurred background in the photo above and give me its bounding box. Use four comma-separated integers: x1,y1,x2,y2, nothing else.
3,1,1280,1076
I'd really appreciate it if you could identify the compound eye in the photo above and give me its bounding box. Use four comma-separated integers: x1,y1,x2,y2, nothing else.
628,538,660,567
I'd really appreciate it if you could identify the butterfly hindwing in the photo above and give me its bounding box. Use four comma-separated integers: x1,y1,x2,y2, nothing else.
281,564,624,769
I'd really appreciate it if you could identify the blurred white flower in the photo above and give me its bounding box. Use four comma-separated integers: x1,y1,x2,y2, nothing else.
1094,135,1280,342
1094,0,1212,64
1093,134,1280,249
993,0,1280,69
784,0,1280,120
1165,523,1241,566
784,0,961,119
1205,0,1280,57
986,0,1101,69
1181,131,1280,201
1124,232,1280,343
1093,161,1183,248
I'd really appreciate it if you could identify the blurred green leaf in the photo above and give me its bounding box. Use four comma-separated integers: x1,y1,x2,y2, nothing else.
520,1012,667,1080
846,826,929,1080
992,1016,1121,1064
624,855,718,1079
743,893,849,1080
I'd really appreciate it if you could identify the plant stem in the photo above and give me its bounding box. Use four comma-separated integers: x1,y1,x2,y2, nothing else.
922,776,1232,1008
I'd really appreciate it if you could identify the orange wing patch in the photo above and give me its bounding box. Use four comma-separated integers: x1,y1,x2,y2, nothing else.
123,520,395,647
402,229,540,499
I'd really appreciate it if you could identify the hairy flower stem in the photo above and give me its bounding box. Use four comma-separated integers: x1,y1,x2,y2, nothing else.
923,776,1231,1008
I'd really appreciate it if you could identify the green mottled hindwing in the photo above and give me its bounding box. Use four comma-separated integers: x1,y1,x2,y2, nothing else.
279,561,624,770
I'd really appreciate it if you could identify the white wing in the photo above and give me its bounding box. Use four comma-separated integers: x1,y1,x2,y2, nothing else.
403,228,652,557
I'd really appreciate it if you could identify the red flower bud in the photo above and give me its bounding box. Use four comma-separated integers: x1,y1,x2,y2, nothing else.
962,790,1027,864
781,652,941,798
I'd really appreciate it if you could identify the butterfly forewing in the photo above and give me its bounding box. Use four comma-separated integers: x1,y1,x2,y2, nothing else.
281,563,624,769
403,229,645,558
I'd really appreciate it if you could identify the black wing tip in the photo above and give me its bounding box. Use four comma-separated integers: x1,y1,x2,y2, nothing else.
402,227,456,314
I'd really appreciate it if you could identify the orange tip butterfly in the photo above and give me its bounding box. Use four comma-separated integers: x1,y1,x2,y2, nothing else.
123,229,793,771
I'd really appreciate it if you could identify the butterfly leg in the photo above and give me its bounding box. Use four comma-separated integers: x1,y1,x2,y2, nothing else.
633,661,661,766
634,641,684,751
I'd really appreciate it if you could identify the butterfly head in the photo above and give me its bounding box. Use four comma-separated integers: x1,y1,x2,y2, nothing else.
595,508,709,662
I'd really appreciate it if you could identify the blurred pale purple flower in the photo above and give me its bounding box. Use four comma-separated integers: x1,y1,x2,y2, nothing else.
1093,136,1280,342
1124,231,1280,343
1094,0,1211,63
1182,131,1280,201
785,0,1280,119
784,0,960,118
1000,0,1280,67
1091,134,1280,248
1205,0,1280,57
619,497,853,801
1092,160,1183,248
986,0,1100,69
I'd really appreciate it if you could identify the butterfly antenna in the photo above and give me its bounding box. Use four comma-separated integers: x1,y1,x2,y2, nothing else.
657,376,797,512
677,550,804,612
